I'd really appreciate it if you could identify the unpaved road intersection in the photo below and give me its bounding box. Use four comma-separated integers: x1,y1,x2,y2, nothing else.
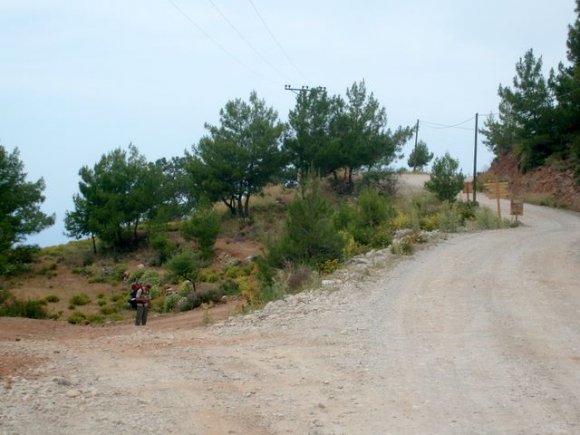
1,199,579,434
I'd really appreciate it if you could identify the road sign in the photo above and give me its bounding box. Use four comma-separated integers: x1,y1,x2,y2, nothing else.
511,199,524,216
484,181,509,199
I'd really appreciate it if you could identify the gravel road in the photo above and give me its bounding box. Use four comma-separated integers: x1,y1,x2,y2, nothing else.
1,195,579,434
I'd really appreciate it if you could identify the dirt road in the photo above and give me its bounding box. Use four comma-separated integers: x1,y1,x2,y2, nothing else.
2,195,579,434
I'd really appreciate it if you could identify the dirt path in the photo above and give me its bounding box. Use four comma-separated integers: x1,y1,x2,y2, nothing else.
1,196,579,434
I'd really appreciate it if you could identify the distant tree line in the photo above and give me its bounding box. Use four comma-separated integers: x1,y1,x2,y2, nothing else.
482,0,580,173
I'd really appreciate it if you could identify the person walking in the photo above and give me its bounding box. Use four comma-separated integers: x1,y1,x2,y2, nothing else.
135,283,151,326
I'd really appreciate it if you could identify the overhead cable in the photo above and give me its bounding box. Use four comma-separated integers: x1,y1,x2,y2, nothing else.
207,0,291,83
246,0,307,81
421,116,475,130
167,0,272,82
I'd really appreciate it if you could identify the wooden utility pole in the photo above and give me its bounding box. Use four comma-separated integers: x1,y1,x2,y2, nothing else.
473,113,479,203
413,119,419,171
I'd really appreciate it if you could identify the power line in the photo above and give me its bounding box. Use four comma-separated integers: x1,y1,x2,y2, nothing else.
421,116,475,131
246,0,307,81
207,0,291,83
166,0,268,82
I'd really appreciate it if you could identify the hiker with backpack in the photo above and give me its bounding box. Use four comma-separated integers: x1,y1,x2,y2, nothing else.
135,283,151,326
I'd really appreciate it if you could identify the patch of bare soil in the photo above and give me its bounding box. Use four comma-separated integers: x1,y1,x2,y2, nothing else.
488,153,580,210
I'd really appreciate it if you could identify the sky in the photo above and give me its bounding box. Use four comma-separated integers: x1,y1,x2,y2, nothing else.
1,0,575,247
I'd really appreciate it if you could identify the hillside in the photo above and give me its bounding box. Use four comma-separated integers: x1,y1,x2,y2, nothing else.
1,187,579,434
486,153,580,211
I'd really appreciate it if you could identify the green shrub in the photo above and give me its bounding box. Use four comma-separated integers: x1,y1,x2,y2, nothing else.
0,288,13,305
224,264,252,279
219,279,240,296
129,268,146,283
166,251,202,291
39,263,58,275
319,259,341,274
268,178,344,268
44,295,60,303
181,203,221,259
198,269,220,283
108,313,123,322
69,293,91,306
437,202,462,233
99,305,117,315
72,266,93,277
97,299,107,307
110,293,124,302
254,256,274,287
257,281,287,305
163,293,181,312
67,311,88,324
358,170,398,196
425,153,465,202
176,293,201,312
86,314,105,324
149,233,174,265
110,263,128,283
454,200,478,222
474,207,511,229
391,237,415,256
0,298,49,319
357,188,395,227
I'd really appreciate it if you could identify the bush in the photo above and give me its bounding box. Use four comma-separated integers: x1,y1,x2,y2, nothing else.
369,224,394,248
391,237,415,256
0,298,49,319
474,207,511,229
198,269,220,283
257,281,287,305
454,200,478,222
100,305,117,315
436,202,462,233
86,314,105,324
44,295,60,303
358,169,398,196
67,311,88,324
181,203,221,259
224,264,252,279
254,256,274,287
149,233,174,265
219,279,240,296
357,188,395,227
319,259,341,274
268,178,344,268
166,251,202,291
69,293,91,306
284,263,314,292
425,153,465,202
163,293,182,312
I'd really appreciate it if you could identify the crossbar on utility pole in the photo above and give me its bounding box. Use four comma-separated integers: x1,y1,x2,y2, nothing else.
284,84,326,95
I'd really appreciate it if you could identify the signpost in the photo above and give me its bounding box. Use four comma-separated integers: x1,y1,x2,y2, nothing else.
510,198,524,222
463,181,472,201
484,179,524,221
484,181,509,219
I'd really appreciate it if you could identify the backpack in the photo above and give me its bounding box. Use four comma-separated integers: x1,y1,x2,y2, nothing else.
128,283,141,309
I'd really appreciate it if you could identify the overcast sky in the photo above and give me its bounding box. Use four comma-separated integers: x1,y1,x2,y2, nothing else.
1,0,575,247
